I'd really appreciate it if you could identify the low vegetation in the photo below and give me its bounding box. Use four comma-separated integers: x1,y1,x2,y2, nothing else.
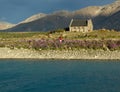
0,29,120,51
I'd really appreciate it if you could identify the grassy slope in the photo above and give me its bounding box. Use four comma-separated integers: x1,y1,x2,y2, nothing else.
0,29,120,39
0,29,120,50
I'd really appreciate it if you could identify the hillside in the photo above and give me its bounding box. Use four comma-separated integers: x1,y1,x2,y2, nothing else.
2,0,120,32
94,11,120,30
0,30,120,59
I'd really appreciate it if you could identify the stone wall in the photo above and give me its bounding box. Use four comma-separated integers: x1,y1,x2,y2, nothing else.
88,19,93,31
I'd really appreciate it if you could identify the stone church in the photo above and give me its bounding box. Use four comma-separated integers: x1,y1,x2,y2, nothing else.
69,19,93,32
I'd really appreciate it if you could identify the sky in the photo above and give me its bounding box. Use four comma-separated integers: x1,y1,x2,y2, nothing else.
0,0,115,23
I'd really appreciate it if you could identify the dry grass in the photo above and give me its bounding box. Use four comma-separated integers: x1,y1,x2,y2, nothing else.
48,29,120,40
0,29,120,40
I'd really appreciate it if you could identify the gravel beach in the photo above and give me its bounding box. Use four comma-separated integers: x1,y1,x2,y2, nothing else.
0,47,120,60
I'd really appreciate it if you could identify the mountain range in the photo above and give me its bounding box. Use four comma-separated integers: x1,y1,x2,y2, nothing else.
1,0,120,32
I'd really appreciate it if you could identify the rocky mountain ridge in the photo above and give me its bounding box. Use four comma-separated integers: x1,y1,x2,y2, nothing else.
20,13,46,24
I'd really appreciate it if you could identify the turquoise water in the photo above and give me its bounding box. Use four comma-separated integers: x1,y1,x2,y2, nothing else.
0,59,120,92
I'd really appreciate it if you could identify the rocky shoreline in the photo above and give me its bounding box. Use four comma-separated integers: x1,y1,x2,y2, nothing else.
0,47,120,60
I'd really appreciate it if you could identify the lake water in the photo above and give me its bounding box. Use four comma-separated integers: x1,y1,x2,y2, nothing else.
0,59,120,92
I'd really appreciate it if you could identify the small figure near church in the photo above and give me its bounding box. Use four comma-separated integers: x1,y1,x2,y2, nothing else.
59,35,63,43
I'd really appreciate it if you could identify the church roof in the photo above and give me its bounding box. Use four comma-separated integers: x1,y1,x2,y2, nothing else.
70,19,88,27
